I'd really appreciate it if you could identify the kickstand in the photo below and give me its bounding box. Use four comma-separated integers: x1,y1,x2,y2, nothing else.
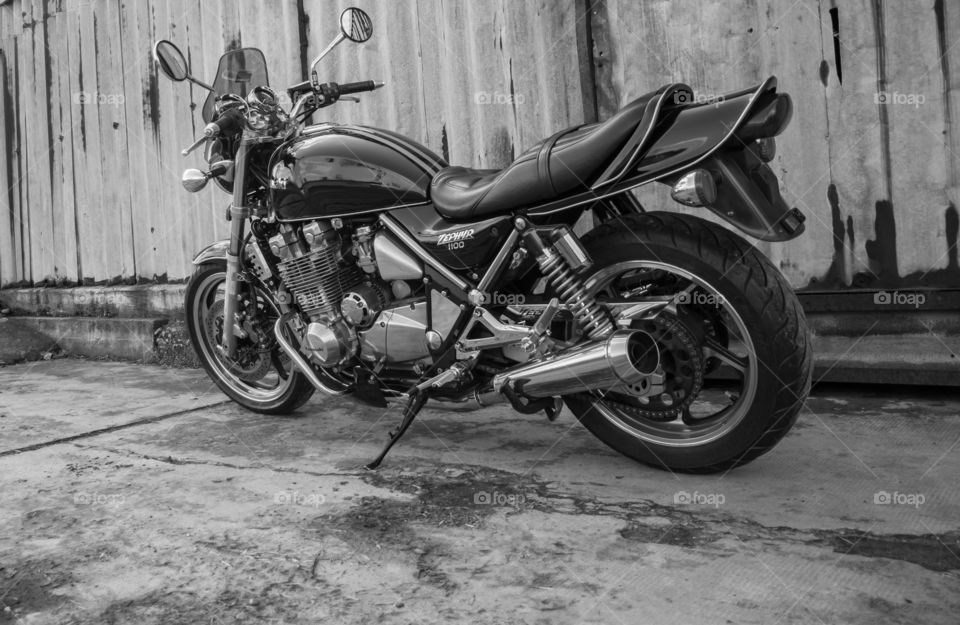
365,390,429,470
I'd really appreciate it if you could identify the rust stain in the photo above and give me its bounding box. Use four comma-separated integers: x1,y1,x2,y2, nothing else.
863,199,899,285
440,122,450,164
815,182,846,288
143,65,160,140
77,28,86,151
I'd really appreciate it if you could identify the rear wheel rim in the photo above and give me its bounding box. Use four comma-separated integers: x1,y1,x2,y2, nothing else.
581,260,759,448
191,271,295,404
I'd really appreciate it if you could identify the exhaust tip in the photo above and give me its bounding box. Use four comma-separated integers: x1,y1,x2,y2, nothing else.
627,331,660,376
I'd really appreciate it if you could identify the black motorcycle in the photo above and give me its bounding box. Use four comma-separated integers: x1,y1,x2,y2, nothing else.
152,7,811,472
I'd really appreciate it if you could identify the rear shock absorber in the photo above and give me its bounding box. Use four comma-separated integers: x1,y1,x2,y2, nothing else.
523,226,614,340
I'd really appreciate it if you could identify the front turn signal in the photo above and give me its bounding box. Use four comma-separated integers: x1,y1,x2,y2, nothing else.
670,169,717,207
182,169,209,192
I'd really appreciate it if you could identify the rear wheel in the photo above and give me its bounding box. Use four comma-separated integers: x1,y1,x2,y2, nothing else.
563,212,812,473
185,261,315,414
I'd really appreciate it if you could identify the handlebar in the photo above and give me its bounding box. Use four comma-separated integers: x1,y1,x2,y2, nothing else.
288,79,383,107
338,80,384,95
181,108,246,156
183,79,384,155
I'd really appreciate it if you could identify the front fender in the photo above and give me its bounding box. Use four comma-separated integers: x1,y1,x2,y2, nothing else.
192,240,230,265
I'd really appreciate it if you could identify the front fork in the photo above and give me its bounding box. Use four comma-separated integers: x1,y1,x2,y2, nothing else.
220,136,252,358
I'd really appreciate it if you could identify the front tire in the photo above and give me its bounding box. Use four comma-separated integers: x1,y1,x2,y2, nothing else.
185,261,315,415
564,212,813,473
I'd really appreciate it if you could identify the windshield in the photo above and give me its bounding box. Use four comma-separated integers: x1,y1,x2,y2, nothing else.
202,48,269,122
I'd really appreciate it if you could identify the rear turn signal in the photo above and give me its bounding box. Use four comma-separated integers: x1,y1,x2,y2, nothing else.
755,137,776,162
670,169,717,207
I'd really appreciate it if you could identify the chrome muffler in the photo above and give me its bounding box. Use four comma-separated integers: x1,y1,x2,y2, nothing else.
484,329,660,402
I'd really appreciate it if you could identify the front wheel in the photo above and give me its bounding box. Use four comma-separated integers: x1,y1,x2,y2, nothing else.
563,212,813,473
185,261,315,414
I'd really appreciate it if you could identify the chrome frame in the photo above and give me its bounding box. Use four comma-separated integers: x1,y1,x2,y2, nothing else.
456,308,533,352
378,213,473,292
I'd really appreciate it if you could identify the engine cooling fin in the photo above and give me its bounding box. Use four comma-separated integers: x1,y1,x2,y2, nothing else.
277,246,364,321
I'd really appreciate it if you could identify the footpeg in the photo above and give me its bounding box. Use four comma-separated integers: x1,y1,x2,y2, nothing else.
544,397,563,421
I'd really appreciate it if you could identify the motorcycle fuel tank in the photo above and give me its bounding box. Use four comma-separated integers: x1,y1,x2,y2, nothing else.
269,124,446,221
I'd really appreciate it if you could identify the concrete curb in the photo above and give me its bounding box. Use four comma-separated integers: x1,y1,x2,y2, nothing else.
1,285,957,385
812,334,960,386
0,284,187,319
0,317,168,363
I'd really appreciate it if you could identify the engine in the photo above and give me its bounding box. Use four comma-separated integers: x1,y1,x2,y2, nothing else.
269,221,370,366
268,219,450,369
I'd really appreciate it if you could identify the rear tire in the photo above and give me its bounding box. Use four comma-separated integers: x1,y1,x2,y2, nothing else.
564,212,812,473
186,261,315,415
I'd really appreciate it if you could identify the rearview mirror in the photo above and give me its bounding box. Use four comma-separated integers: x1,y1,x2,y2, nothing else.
153,40,216,92
339,7,373,43
154,40,188,82
310,7,374,75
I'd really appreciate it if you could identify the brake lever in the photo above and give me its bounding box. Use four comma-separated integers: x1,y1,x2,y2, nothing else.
340,96,360,103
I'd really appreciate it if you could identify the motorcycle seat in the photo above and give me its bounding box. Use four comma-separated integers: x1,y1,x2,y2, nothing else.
430,84,691,220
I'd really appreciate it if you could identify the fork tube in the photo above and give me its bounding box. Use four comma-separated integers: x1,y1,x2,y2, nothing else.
221,137,252,358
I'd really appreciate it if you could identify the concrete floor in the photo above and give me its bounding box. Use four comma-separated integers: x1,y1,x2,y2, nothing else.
0,360,958,624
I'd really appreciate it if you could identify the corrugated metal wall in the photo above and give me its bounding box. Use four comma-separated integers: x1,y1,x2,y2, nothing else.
594,0,960,291
0,0,588,286
1,0,958,292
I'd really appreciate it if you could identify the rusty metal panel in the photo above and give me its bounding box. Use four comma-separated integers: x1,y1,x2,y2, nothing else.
0,0,588,285
592,0,960,291
1,0,955,294
300,0,588,168
0,43,17,286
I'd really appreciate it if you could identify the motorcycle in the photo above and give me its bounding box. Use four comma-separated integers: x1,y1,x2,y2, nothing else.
152,7,812,472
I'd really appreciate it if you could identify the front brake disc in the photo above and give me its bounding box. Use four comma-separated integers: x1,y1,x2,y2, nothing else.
204,299,272,382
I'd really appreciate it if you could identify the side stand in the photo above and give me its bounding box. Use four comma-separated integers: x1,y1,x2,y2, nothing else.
365,390,429,470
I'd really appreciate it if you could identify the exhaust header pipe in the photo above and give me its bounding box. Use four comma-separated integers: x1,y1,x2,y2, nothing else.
489,330,660,401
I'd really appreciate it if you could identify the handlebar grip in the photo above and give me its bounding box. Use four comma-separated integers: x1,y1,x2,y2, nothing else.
213,108,244,134
338,80,382,95
288,79,312,93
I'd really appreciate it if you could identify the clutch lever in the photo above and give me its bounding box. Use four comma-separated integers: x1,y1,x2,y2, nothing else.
182,122,221,157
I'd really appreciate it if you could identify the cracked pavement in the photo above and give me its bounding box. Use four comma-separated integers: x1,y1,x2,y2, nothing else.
1,360,958,624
